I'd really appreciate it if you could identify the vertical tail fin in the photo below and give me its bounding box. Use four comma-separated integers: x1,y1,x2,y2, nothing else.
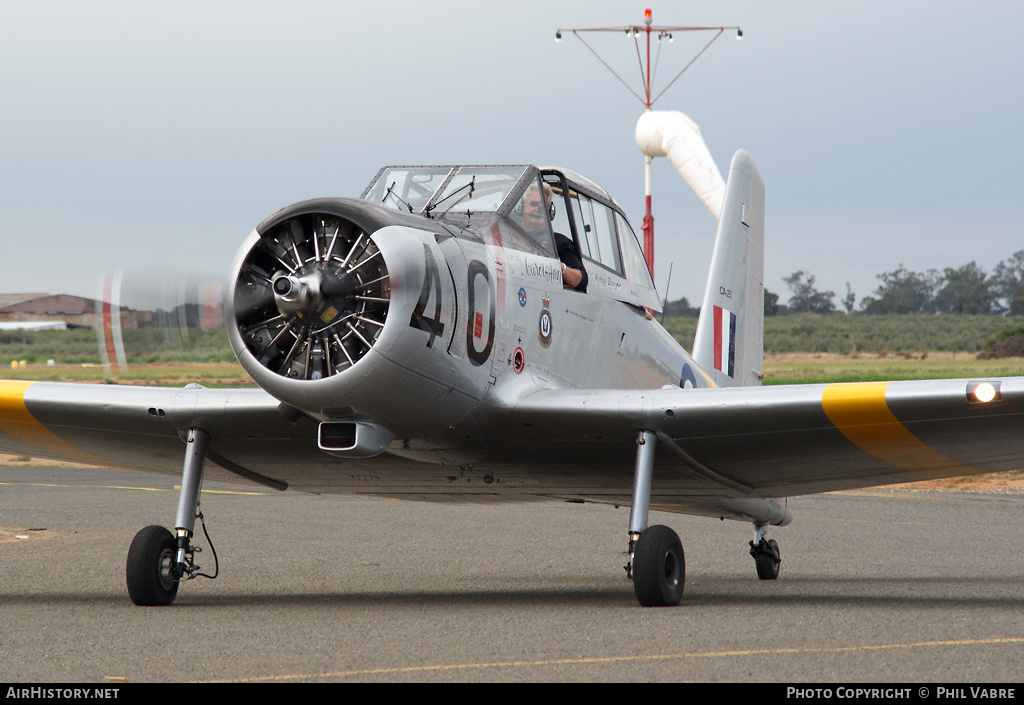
693,150,765,388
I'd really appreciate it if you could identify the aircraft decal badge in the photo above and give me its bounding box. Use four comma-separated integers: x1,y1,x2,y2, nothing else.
513,347,525,374
518,287,527,307
538,297,552,348
712,304,736,377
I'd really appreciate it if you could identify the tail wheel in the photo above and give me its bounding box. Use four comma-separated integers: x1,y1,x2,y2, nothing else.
126,525,179,606
632,525,685,607
753,538,781,580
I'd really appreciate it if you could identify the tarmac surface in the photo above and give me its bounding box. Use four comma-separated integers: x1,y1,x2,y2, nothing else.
3,466,1024,683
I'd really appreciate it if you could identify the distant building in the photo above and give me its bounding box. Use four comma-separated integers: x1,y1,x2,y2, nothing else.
0,294,100,328
0,321,68,331
0,293,143,330
0,292,224,332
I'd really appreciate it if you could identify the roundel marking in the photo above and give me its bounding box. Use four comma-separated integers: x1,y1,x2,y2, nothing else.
680,364,697,389
513,347,525,374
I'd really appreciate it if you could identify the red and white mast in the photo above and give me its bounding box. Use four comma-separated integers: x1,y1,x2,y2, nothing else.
556,9,742,278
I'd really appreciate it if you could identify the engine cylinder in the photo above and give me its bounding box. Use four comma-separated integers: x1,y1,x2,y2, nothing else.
229,204,390,383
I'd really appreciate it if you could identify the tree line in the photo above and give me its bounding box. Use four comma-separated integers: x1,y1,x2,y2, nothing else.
771,251,1024,316
663,251,1024,318
770,251,1024,316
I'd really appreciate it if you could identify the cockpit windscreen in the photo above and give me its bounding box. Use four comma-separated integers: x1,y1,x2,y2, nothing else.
363,165,530,216
363,167,453,213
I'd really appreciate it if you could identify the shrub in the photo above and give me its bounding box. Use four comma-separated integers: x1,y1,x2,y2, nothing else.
978,327,1024,359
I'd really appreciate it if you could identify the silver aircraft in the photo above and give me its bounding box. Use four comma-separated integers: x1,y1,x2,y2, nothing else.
2,156,1023,607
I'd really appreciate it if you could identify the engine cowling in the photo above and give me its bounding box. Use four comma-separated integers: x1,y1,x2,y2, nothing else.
225,198,478,449
229,201,390,383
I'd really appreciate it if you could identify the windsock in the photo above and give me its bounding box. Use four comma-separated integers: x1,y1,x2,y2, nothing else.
635,110,725,220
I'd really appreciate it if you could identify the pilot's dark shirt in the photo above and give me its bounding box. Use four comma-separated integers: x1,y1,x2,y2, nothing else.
555,232,588,293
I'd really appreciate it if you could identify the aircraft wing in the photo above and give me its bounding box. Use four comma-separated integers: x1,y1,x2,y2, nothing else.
4,376,1024,504
490,377,1024,498
0,380,322,491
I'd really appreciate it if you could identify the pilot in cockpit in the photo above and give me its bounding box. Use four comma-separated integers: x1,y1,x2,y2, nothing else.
519,182,588,293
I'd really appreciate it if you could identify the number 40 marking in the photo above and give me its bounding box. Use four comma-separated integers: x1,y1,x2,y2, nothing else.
409,243,445,348
407,244,495,367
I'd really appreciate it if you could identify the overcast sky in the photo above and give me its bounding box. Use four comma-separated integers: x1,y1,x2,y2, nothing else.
3,1,1022,310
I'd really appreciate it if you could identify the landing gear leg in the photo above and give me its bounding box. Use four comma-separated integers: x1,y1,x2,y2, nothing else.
749,523,781,580
126,428,210,606
626,430,684,607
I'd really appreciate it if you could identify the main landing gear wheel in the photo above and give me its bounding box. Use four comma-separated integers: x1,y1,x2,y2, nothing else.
631,525,685,607
751,538,781,581
126,525,179,606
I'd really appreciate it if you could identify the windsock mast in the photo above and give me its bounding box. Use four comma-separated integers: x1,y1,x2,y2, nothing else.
555,9,742,277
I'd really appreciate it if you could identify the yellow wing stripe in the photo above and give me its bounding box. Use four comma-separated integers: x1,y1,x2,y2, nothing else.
0,381,105,463
821,381,975,480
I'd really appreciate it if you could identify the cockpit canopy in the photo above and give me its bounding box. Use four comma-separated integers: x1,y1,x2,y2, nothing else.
363,165,531,217
362,165,660,311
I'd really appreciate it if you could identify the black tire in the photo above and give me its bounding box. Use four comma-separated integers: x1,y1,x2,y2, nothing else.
126,525,179,606
632,525,685,607
754,538,781,580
